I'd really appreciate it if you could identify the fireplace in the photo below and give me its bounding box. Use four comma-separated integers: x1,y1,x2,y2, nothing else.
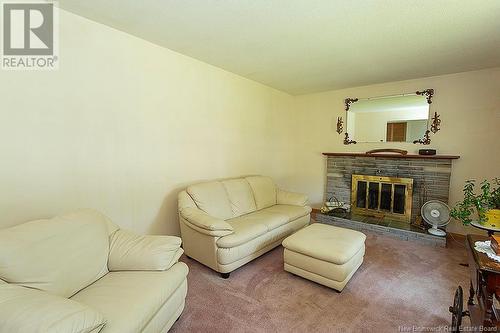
319,152,460,244
317,153,460,246
351,174,413,223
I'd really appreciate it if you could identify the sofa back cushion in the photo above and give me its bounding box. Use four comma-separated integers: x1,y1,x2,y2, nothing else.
187,181,234,220
222,179,257,217
0,210,110,298
178,190,197,212
245,176,277,210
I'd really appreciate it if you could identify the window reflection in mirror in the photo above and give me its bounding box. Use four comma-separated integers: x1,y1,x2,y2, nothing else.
346,94,429,143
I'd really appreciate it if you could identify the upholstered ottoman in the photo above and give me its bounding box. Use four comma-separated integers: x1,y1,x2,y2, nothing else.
282,223,366,291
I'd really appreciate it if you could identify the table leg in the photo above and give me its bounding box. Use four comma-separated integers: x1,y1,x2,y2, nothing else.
468,281,474,306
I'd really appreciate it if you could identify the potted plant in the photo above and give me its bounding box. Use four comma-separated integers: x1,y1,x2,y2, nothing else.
450,178,500,228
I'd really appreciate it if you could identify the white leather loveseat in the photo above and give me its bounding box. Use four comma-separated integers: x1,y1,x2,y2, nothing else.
0,210,188,333
178,176,311,278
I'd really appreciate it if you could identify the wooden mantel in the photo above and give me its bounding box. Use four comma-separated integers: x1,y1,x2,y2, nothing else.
322,152,460,160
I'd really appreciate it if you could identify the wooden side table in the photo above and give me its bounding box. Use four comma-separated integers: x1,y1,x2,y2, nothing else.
465,234,500,329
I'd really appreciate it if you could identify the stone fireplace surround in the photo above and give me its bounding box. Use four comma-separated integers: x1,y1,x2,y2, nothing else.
318,152,460,246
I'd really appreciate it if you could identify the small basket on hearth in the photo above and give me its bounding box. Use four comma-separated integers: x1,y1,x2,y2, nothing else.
321,196,349,218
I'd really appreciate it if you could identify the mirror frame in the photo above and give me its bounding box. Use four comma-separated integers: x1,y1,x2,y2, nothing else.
339,89,438,145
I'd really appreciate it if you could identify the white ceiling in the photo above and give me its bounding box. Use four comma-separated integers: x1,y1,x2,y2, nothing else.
59,1,500,95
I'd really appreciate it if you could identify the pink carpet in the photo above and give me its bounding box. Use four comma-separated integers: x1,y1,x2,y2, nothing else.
170,231,469,332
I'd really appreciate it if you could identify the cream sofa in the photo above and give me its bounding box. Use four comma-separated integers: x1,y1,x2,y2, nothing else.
0,209,188,333
178,176,311,278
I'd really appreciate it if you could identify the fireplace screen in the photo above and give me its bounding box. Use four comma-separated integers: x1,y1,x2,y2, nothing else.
351,175,413,222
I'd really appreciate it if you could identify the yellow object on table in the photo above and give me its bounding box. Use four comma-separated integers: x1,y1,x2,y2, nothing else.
485,209,500,228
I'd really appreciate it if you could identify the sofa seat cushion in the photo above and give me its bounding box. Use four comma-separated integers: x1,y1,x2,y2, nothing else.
71,262,188,333
216,218,268,249
218,215,310,265
0,283,106,333
0,210,110,298
241,210,290,230
282,224,366,265
262,205,312,222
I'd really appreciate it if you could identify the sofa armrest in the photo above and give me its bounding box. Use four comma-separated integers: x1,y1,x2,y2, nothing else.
108,229,183,271
0,283,105,333
180,208,234,234
277,189,309,206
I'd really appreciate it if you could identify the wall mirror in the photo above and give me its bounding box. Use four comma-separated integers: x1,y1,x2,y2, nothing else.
340,89,437,145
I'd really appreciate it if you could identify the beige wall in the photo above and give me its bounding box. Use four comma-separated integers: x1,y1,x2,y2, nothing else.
1,10,498,236
293,68,500,234
0,10,296,235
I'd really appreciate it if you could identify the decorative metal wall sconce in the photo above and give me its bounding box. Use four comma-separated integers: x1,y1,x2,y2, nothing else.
344,98,359,111
340,98,358,140
336,117,343,134
430,111,441,133
413,130,431,145
416,89,434,104
344,133,357,145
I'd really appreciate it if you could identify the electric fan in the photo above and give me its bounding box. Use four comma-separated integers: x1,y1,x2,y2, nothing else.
421,200,451,236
